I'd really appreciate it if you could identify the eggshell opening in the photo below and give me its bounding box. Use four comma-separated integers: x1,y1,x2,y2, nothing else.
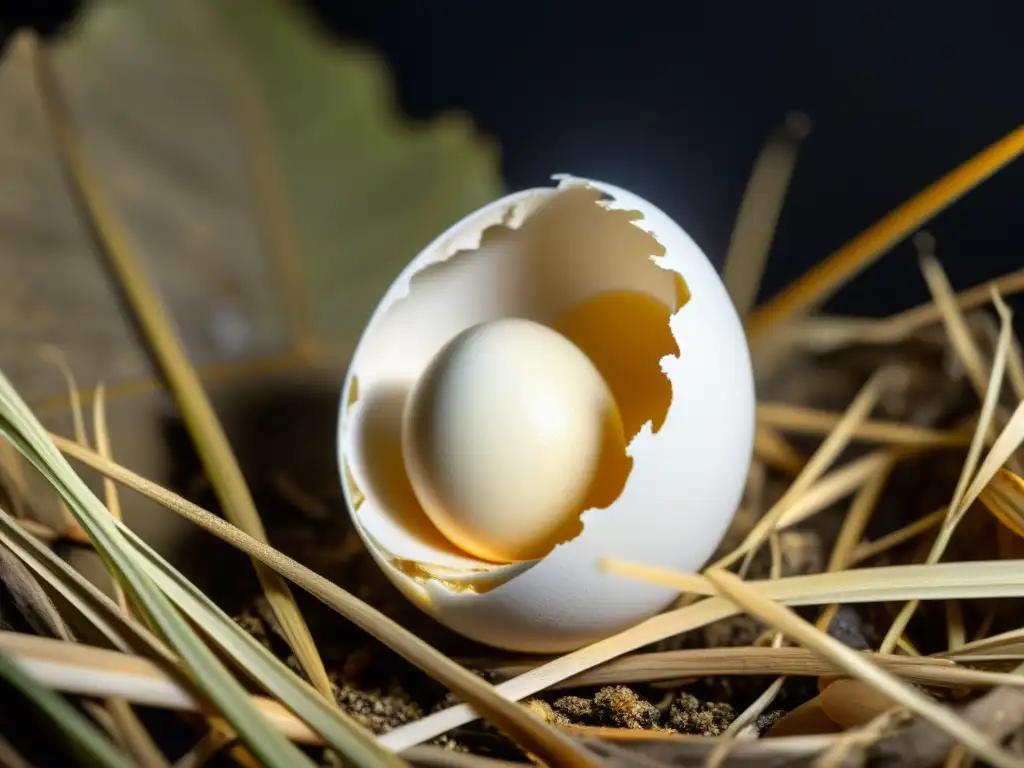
338,175,755,651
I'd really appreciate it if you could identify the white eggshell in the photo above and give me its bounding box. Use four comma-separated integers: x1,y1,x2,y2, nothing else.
337,175,755,653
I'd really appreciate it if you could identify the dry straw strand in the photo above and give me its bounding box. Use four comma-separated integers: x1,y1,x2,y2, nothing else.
782,268,1024,355
599,556,1024,609
49,434,602,767
849,507,946,565
0,649,134,768
754,423,807,474
383,554,1024,750
0,506,173,660
27,29,334,702
720,533,788,740
880,284,1014,653
718,366,897,572
815,456,894,638
757,402,973,448
92,384,130,617
745,125,1024,340
31,351,313,417
703,568,1023,768
482,646,1024,691
870,268,1024,347
722,111,811,318
918,240,991,400
778,450,893,530
37,346,85,536
91,385,172,768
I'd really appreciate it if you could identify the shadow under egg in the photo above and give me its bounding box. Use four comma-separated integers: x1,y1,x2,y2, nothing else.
350,383,467,559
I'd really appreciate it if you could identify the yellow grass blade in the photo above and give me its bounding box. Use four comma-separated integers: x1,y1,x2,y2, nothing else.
720,533,787,738
91,386,122,524
825,457,895,575
753,423,806,473
815,456,895,638
38,345,88,448
717,366,897,571
945,627,1024,661
965,298,1024,406
481,645,1021,691
31,352,313,417
92,384,129,618
949,291,1015,521
37,346,85,536
783,268,1024,354
879,292,1013,653
859,269,1024,345
745,125,1024,340
849,507,946,565
600,557,1024,605
702,568,1021,768
29,29,332,701
778,450,894,530
91,384,170,768
724,638,786,738
956,398,1024,515
757,402,972,448
919,245,991,401
722,111,811,318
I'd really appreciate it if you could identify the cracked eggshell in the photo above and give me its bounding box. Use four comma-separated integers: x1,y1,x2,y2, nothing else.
337,175,755,653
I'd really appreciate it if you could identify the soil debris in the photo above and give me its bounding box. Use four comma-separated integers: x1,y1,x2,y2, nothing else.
666,691,736,736
332,678,423,734
754,709,787,735
531,685,740,736
550,686,662,730
591,686,662,730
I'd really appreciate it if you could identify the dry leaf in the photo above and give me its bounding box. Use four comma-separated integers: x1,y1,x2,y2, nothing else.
0,0,500,583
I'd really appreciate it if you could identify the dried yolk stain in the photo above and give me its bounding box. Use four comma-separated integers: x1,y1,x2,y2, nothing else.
551,287,682,442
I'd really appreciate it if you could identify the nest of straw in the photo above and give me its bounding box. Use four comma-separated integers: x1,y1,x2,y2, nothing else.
4,31,1024,768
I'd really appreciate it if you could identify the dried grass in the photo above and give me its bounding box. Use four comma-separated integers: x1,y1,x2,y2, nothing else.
3,43,1024,768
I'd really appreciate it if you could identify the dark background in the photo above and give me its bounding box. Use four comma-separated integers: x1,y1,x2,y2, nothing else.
6,1,1024,318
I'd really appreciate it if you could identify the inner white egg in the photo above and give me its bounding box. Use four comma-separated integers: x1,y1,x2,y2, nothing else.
402,317,630,564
